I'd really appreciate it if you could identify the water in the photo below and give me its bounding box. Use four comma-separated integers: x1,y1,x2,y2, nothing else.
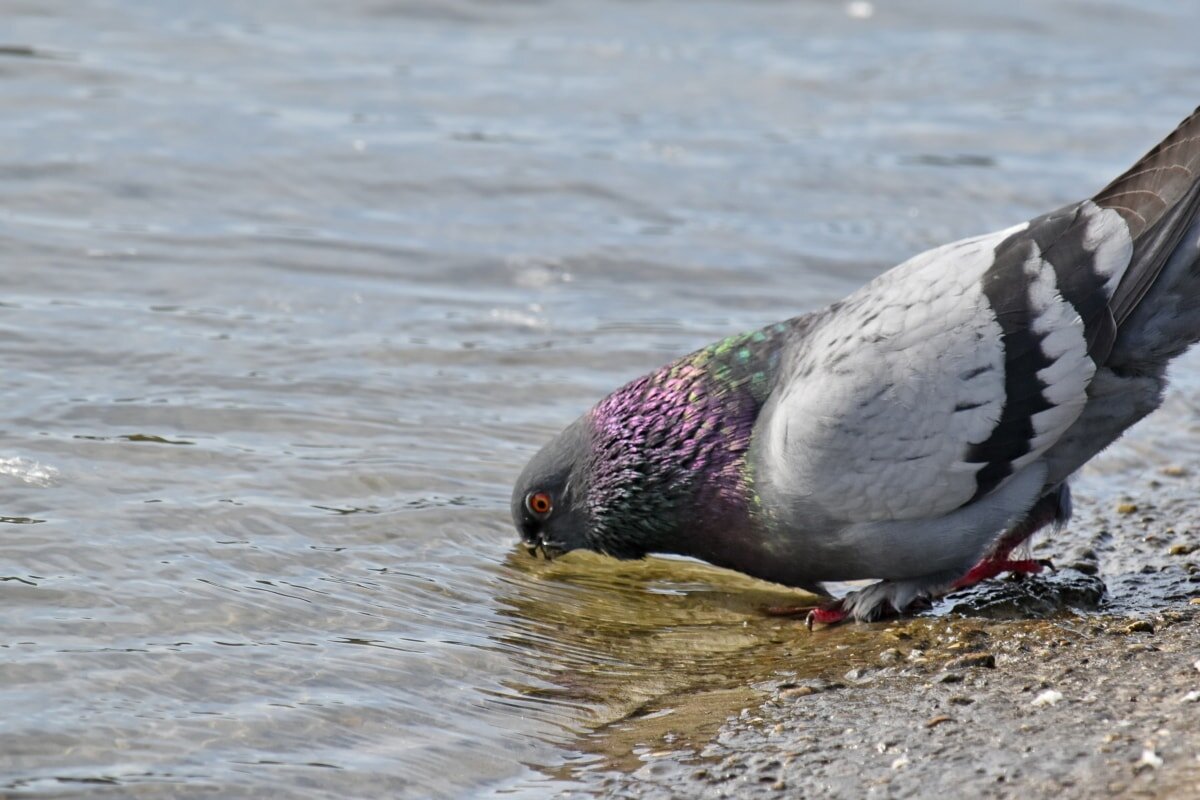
2,1,1199,796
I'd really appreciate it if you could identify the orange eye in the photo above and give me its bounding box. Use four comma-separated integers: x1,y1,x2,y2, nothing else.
526,491,553,517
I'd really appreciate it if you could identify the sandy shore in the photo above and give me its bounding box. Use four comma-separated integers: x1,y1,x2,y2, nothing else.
564,463,1200,798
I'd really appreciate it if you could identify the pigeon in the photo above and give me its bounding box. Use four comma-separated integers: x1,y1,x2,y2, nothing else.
512,106,1200,624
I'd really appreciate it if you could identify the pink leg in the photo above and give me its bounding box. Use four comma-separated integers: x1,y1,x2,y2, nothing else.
951,485,1068,591
949,557,1051,590
763,603,820,618
762,599,854,628
766,596,901,628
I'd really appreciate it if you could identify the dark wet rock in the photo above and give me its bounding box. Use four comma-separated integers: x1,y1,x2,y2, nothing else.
938,570,1107,618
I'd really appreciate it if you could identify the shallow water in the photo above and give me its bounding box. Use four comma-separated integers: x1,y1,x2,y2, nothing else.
2,1,1199,797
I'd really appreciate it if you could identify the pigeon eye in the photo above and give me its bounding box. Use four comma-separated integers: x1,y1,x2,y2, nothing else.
526,491,553,517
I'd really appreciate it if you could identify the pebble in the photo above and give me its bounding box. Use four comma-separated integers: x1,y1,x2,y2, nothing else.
1133,748,1163,773
890,756,910,770
1168,543,1197,556
1124,620,1155,634
1161,465,1188,477
1116,502,1139,514
947,653,996,670
925,715,954,729
1031,689,1064,707
934,672,964,684
780,686,820,700
1179,690,1200,703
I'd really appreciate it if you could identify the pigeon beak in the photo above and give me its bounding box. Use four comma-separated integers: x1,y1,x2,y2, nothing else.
523,534,551,560
522,536,562,561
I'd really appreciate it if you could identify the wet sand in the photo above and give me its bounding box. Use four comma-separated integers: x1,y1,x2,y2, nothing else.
563,460,1200,798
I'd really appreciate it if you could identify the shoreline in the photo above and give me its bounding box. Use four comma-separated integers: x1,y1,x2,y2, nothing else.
560,464,1200,798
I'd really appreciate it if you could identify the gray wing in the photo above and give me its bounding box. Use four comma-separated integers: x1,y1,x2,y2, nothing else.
758,201,1133,524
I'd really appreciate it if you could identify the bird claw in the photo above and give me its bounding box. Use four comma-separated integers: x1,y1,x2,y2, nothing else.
805,603,849,630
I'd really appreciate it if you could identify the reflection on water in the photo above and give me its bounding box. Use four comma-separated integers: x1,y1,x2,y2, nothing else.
490,551,862,775
2,0,1199,796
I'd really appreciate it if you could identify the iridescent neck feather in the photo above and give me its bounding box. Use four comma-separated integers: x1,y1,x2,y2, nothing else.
581,322,792,557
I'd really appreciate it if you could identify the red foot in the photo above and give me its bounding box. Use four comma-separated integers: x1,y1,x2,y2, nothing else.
761,600,851,627
950,557,1054,590
805,604,849,629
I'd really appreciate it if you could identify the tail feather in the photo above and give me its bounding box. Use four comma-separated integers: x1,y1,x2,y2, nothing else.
1110,214,1200,369
1094,106,1200,329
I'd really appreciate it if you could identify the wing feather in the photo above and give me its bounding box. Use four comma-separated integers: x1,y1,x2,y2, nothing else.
760,205,1129,523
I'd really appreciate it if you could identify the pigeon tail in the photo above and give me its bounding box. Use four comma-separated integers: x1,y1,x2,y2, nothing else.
1095,107,1200,371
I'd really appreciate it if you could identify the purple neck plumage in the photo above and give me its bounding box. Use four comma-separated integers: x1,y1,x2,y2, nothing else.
578,326,788,558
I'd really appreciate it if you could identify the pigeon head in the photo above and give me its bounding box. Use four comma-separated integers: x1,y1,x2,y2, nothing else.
512,326,788,563
511,418,594,558
511,388,700,563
